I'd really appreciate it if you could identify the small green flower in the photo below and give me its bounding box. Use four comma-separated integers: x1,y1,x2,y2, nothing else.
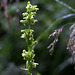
22,12,28,16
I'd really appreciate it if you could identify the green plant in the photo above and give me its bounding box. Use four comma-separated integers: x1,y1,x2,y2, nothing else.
20,1,39,75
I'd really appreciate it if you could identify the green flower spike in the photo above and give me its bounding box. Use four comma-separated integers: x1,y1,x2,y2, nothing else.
20,1,39,75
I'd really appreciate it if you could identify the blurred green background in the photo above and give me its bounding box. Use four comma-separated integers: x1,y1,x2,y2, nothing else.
0,0,75,75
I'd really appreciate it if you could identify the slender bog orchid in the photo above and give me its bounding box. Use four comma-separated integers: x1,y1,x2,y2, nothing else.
20,1,39,75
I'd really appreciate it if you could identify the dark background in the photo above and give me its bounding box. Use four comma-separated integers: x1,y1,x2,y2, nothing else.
0,0,75,75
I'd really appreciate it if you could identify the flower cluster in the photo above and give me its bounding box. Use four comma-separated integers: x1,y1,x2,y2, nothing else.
20,1,39,26
48,28,63,55
21,50,38,70
21,29,37,46
67,24,75,67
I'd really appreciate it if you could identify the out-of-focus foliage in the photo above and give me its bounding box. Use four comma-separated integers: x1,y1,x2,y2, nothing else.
0,0,75,75
60,0,75,9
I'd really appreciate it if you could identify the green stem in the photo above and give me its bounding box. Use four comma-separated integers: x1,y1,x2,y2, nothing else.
28,23,30,31
28,17,32,74
28,44,31,52
28,18,31,52
28,71,31,75
28,60,32,75
28,69,31,75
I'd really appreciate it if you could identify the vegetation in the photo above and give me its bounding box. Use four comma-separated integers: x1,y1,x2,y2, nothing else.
0,0,75,75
